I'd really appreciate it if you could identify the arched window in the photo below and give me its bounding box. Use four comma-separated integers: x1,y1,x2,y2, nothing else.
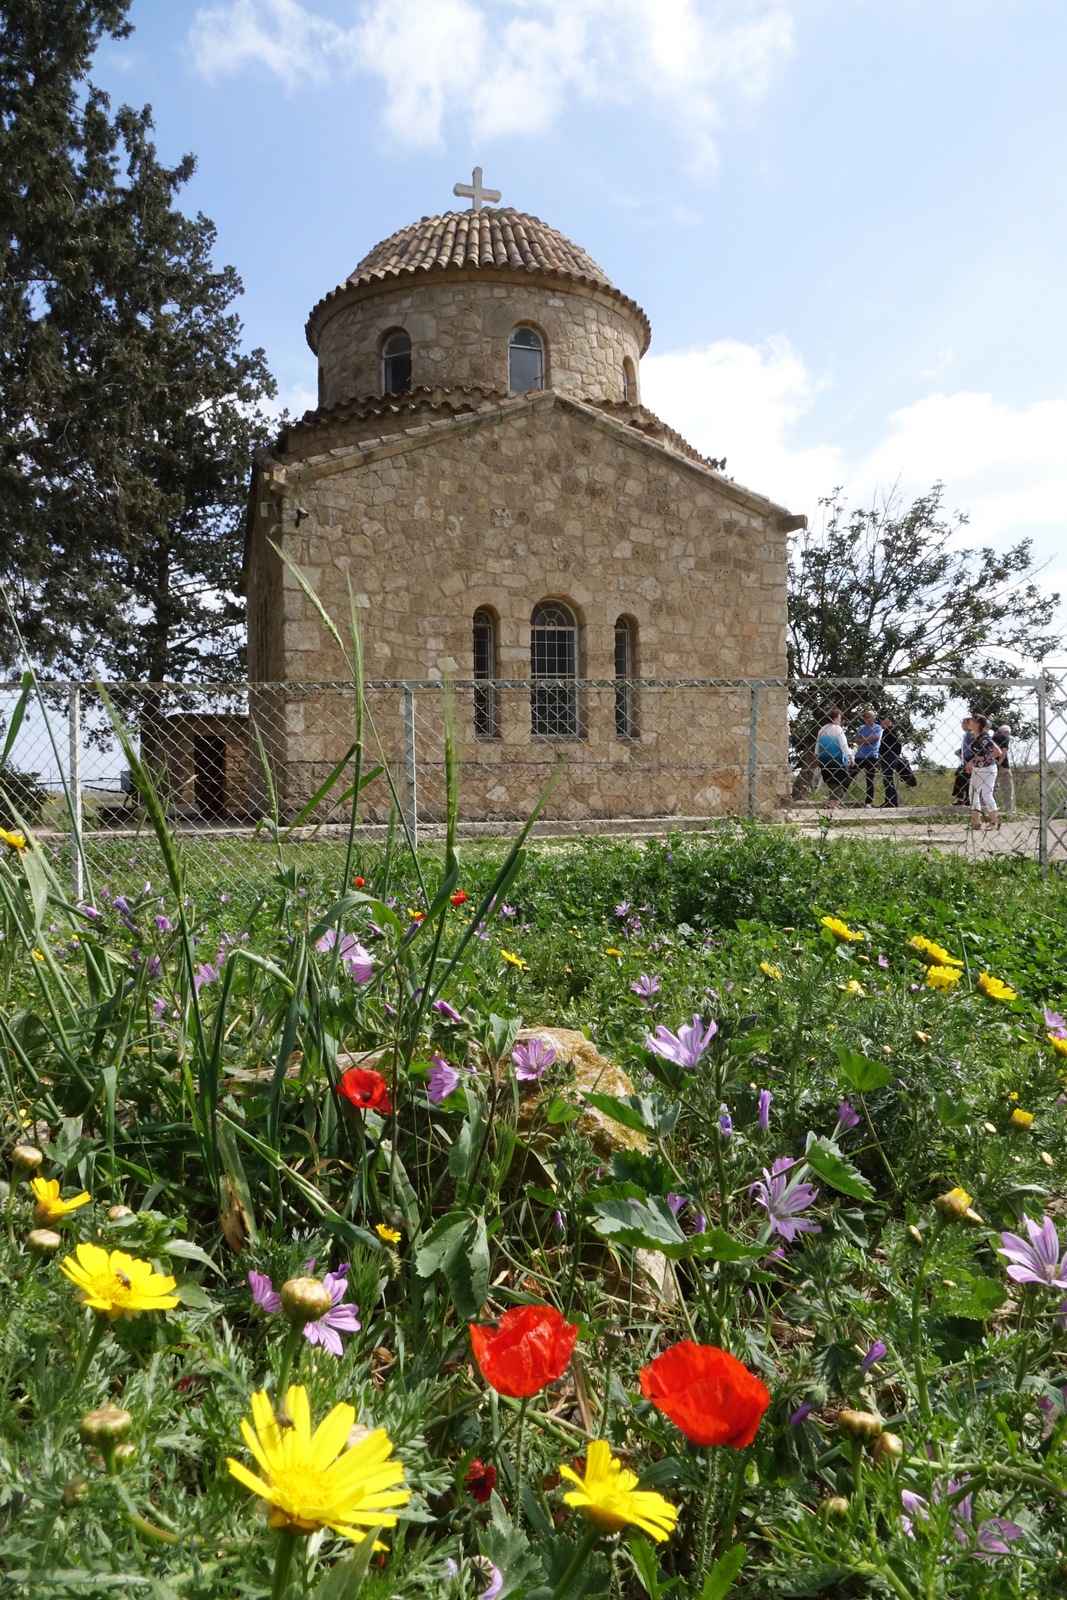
509,326,544,393
614,615,639,739
472,607,499,740
530,599,579,738
381,330,412,395
622,356,638,405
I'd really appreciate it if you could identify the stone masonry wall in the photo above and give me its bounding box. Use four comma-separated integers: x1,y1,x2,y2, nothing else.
247,394,791,821
314,275,644,410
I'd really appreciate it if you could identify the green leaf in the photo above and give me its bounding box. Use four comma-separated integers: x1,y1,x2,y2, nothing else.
546,1096,582,1125
834,1046,892,1093
935,1090,971,1129
939,1272,1008,1320
308,1532,381,1599
593,1199,760,1262
173,1276,213,1310
415,1210,489,1320
415,1212,470,1277
164,1238,222,1275
700,1544,746,1600
582,1091,679,1139
804,1135,874,1202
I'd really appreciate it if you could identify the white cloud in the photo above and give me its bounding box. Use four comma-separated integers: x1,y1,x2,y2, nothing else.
188,0,794,161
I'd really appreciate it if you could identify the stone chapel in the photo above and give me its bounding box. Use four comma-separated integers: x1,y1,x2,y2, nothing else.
244,180,802,823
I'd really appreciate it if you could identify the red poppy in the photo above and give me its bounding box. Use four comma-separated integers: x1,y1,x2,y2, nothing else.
639,1341,770,1448
338,1066,393,1114
451,890,468,907
353,876,366,888
465,1458,497,1503
469,1304,578,1399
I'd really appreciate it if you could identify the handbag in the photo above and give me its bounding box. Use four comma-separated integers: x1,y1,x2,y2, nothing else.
901,763,918,789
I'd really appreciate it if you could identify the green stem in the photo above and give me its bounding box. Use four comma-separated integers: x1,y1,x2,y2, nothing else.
276,1322,304,1399
271,1529,300,1600
712,1451,747,1563
547,1526,601,1600
513,1396,529,1528
909,1232,936,1428
695,1448,719,1581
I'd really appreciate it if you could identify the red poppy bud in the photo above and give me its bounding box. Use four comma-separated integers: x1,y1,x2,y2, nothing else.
469,1304,578,1398
451,891,468,907
465,1458,497,1503
338,1066,393,1114
353,877,366,888
639,1341,770,1449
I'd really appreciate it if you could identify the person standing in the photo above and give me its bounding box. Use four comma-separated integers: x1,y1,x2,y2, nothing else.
878,713,904,808
966,714,1004,830
952,718,973,805
995,725,1015,815
854,707,882,807
816,709,854,810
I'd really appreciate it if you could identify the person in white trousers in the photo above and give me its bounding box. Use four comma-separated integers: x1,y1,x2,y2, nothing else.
965,715,1004,831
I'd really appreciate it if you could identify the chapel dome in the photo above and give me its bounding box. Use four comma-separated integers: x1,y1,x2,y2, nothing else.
307,208,650,354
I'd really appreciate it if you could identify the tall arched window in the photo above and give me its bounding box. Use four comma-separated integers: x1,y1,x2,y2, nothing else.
472,607,499,740
622,356,638,404
381,330,412,395
614,615,639,739
530,599,579,738
509,326,544,393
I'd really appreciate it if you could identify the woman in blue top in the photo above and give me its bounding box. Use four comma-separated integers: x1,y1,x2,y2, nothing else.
816,709,854,810
854,708,882,807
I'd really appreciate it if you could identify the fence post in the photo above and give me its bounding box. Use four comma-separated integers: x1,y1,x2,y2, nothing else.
1038,673,1048,872
748,684,759,817
69,684,83,902
402,686,418,851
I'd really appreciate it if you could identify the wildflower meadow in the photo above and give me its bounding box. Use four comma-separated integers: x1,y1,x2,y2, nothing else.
2,683,1067,1598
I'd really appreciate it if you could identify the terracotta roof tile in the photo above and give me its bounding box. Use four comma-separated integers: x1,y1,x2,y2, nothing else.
307,208,650,353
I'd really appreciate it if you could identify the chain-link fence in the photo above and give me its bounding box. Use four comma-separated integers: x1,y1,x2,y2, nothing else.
1,675,1065,900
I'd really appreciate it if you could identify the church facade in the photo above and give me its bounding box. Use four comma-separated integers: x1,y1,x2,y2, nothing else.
245,192,802,822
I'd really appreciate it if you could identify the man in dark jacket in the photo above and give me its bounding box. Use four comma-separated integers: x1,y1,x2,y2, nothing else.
878,715,905,807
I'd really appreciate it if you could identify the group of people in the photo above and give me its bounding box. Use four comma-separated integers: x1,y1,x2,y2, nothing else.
815,708,1012,829
815,708,908,811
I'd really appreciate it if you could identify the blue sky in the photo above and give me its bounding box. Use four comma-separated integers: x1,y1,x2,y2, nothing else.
91,0,1067,657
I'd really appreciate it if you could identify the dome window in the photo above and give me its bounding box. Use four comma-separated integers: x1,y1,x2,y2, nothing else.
509,326,544,394
623,356,638,404
381,330,412,395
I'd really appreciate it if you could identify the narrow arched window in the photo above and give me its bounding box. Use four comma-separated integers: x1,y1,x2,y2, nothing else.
530,599,579,738
622,356,638,404
473,607,500,740
509,326,544,393
381,330,412,395
614,615,639,739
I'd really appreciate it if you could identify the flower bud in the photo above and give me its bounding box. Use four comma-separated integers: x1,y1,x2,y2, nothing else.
821,1495,850,1516
112,1442,136,1467
62,1475,90,1507
107,1204,134,1222
27,1228,63,1255
935,1186,973,1220
280,1276,333,1322
913,1031,931,1046
983,1122,997,1135
838,1408,883,1441
11,1144,43,1175
1010,1109,1034,1130
906,1224,924,1246
872,1431,904,1468
964,1207,985,1226
80,1404,133,1447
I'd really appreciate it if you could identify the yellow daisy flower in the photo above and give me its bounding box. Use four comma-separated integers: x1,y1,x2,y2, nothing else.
500,949,527,970
839,979,865,998
375,1223,402,1245
820,916,864,943
759,962,782,980
908,935,963,967
0,827,27,851
560,1439,678,1542
30,1176,91,1223
1010,1108,1034,1130
926,965,963,991
59,1241,179,1319
1048,1034,1067,1059
935,1186,973,1219
226,1385,410,1542
604,948,623,958
978,972,1016,1003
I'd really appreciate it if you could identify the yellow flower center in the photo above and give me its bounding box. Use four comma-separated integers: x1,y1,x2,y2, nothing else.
270,1463,333,1527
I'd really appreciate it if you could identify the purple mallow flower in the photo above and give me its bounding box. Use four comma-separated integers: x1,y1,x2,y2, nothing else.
302,1268,361,1357
1044,1007,1067,1039
750,1157,822,1242
193,959,221,995
512,1038,556,1082
314,928,373,983
861,1339,887,1375
790,1402,814,1426
666,1193,687,1217
631,973,660,1001
433,998,463,1024
758,1088,772,1132
902,1481,1021,1559
998,1214,1067,1289
248,1269,281,1313
155,915,172,933
718,1104,733,1137
427,1054,460,1104
836,1100,861,1132
645,1014,717,1070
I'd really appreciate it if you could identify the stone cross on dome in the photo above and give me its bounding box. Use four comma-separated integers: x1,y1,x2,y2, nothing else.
453,166,501,211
